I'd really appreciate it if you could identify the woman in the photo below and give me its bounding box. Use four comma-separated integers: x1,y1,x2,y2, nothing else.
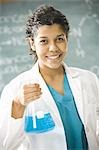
0,4,99,150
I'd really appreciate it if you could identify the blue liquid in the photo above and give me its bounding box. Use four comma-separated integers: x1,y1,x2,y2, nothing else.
24,113,55,133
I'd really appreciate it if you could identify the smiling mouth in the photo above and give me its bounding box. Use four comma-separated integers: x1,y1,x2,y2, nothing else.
46,54,62,60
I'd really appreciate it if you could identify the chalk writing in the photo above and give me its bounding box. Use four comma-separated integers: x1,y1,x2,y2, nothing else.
0,10,32,24
0,0,99,94
0,25,25,35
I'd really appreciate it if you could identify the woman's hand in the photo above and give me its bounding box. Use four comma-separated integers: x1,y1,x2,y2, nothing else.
11,83,42,119
17,83,42,105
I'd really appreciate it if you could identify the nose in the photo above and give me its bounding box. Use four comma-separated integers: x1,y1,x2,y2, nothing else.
49,42,59,52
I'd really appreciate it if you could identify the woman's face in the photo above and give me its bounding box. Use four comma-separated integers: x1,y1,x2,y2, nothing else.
32,24,68,70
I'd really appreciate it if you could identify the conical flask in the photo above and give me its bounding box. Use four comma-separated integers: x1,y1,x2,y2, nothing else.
24,96,55,134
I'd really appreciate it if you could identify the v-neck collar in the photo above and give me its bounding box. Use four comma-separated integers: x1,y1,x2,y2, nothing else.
47,73,66,97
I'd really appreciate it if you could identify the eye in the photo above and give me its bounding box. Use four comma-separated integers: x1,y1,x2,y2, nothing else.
56,37,65,42
40,39,48,45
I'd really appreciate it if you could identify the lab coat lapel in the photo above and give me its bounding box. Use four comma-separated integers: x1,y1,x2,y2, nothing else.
64,65,84,124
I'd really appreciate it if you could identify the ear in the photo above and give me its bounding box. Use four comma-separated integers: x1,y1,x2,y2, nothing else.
26,37,35,51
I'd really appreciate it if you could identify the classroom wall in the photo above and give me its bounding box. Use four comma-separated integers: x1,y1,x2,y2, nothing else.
0,0,99,94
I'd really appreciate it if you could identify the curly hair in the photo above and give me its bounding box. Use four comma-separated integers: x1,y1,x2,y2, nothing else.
26,4,70,59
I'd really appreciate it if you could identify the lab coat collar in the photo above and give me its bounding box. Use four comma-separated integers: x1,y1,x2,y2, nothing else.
62,62,80,78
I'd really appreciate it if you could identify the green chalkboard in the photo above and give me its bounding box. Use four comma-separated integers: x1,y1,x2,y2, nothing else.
0,0,99,94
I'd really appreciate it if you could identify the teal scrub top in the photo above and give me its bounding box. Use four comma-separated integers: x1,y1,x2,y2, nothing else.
47,74,88,150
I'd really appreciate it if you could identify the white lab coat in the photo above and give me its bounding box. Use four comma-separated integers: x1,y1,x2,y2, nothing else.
0,62,99,150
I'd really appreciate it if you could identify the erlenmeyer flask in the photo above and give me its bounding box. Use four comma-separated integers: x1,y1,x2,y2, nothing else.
24,97,55,133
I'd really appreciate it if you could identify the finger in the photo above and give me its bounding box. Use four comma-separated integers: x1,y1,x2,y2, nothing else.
23,83,40,89
23,84,41,93
24,91,42,102
24,94,42,105
23,87,41,94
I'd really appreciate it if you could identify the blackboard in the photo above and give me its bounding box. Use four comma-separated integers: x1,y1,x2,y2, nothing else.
0,0,99,94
